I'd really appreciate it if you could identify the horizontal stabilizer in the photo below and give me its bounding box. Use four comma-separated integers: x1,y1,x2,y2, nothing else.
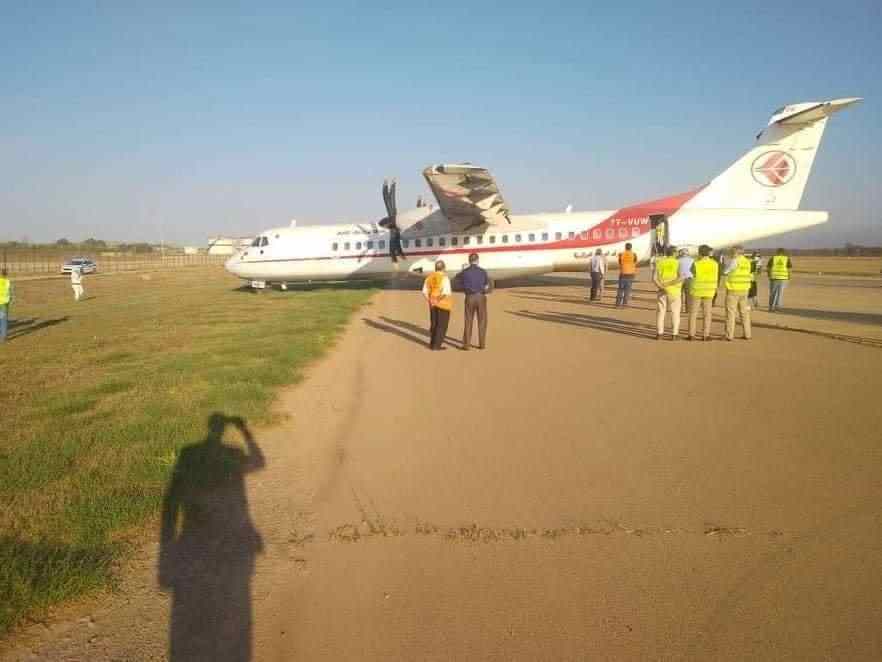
767,97,862,126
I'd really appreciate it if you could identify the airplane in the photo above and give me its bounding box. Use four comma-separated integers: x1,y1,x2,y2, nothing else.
225,97,861,288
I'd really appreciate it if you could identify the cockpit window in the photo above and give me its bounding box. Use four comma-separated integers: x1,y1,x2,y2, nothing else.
261,237,269,247
251,237,261,247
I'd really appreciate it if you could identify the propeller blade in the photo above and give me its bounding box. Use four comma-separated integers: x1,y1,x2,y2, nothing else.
390,179,397,218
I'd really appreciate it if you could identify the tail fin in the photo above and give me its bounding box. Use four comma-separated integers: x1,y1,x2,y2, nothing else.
686,97,861,210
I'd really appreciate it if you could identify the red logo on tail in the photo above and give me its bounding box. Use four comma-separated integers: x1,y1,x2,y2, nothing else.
751,151,796,187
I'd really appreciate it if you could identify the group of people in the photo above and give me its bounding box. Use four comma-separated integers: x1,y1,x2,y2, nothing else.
589,242,641,307
587,243,793,341
421,253,491,350
652,245,792,341
0,265,88,343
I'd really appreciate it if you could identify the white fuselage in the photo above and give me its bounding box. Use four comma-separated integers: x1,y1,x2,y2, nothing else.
224,205,827,284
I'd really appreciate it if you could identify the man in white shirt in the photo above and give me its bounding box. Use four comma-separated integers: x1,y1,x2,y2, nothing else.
589,249,606,301
677,248,694,313
70,267,85,301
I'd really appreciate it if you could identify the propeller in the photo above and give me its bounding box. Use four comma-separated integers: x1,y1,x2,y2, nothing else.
380,179,398,228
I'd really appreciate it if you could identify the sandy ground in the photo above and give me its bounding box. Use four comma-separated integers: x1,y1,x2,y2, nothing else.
3,272,882,661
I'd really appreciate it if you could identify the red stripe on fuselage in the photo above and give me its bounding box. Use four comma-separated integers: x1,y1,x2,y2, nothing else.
244,188,704,264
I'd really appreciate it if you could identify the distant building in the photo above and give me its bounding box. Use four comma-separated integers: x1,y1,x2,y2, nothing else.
207,236,252,256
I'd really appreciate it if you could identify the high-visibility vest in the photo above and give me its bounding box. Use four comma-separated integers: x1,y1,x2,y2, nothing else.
726,255,752,293
770,255,790,280
0,277,9,305
424,272,452,311
619,250,637,275
656,257,682,297
691,258,719,299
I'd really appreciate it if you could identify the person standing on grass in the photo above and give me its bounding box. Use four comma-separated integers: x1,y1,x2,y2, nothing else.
0,269,12,343
71,266,85,301
589,248,606,301
422,260,452,350
767,247,792,311
615,242,638,307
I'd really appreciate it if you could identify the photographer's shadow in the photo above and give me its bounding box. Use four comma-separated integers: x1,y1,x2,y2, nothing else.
159,413,266,662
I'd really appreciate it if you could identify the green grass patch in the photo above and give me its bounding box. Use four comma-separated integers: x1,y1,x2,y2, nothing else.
0,268,375,636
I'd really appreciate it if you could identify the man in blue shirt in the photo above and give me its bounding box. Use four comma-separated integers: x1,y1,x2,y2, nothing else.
460,253,491,350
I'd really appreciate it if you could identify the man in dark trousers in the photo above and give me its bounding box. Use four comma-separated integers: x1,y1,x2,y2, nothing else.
460,253,491,350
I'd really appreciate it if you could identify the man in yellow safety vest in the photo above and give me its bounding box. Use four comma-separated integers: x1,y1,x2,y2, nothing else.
652,245,683,340
688,245,719,341
723,245,753,341
767,248,792,311
0,269,11,343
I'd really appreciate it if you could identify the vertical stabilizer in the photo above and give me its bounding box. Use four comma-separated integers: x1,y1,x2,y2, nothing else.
685,98,861,210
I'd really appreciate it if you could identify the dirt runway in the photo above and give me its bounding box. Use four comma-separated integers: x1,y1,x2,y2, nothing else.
4,273,882,661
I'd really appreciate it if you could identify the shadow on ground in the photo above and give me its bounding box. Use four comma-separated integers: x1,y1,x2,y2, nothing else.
768,307,882,326
5,317,69,341
363,316,463,348
159,413,265,662
509,309,658,340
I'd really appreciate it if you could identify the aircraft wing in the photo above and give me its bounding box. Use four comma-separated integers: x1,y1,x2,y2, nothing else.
422,163,511,231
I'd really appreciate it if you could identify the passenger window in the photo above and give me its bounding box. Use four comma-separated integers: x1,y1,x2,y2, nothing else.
555,232,562,241
568,232,575,240
515,234,522,242
593,229,602,239
426,237,433,247
451,237,459,246
332,242,338,251
367,241,374,249
439,237,447,247
618,228,628,238
606,229,615,239
476,236,483,245
502,235,509,244
528,233,536,242
344,242,351,250
415,239,422,247
631,227,640,237
542,233,548,241
580,232,588,240
356,242,362,250
489,236,496,244
464,236,471,245
402,239,410,248
379,240,386,249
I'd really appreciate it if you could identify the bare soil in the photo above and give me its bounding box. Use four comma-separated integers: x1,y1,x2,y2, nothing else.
3,271,882,661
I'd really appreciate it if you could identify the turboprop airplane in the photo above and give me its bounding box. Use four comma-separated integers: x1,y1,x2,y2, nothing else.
225,97,861,288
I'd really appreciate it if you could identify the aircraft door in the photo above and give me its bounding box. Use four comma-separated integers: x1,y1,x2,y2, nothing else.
650,214,669,256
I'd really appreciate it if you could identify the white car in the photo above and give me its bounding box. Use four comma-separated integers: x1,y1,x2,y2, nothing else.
61,258,98,274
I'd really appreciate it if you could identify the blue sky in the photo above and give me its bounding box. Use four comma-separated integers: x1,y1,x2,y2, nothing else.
1,1,879,247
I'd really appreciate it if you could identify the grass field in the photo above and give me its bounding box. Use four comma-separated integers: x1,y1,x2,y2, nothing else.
788,256,882,276
0,268,376,636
